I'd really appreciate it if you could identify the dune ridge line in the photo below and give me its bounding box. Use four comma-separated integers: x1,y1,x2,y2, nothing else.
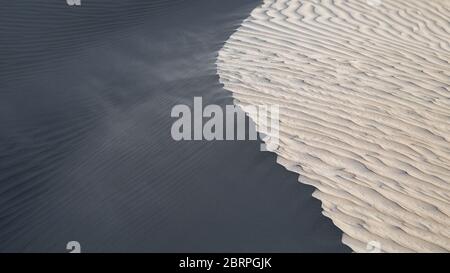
217,0,450,252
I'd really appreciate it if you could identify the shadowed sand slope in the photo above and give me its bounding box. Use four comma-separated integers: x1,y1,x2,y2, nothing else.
0,0,350,252
217,0,450,252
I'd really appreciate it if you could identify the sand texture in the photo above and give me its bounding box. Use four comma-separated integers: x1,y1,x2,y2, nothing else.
217,0,450,252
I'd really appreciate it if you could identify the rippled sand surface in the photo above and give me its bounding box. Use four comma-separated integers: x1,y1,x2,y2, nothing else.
0,0,349,252
218,0,450,252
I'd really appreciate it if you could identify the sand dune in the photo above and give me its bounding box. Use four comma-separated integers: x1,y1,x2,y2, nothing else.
217,0,450,252
1,0,349,252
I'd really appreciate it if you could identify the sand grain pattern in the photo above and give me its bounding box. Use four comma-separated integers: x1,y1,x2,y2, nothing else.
217,0,450,252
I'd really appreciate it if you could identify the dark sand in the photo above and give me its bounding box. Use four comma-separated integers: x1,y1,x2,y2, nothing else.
0,0,350,252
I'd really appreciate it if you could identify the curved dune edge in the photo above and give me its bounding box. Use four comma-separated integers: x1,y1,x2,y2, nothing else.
217,0,450,252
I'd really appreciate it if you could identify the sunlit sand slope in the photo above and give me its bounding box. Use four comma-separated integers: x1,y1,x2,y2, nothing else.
217,0,450,252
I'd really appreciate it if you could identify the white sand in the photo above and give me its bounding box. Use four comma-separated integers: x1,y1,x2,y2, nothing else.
217,0,450,252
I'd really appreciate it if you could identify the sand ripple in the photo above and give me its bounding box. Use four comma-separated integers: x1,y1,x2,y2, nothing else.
217,0,450,252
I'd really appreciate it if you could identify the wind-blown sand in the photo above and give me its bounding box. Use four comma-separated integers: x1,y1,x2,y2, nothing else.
217,0,450,252
0,0,349,252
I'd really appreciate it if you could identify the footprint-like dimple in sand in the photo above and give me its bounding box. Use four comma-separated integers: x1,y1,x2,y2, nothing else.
217,0,450,252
